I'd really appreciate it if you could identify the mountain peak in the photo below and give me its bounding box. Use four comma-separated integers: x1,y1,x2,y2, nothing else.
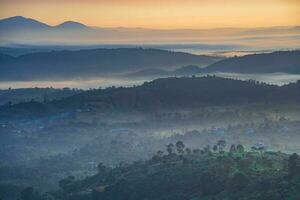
6,16,26,20
56,21,88,29
0,16,50,29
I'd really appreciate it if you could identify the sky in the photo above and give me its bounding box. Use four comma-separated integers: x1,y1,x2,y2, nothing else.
0,0,299,29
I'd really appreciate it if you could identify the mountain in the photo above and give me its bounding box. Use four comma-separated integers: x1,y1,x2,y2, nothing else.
0,16,50,31
0,48,221,81
55,21,88,30
0,16,96,44
204,51,300,74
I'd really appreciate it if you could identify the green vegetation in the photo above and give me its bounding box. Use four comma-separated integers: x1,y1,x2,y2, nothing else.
1,77,300,120
39,141,300,200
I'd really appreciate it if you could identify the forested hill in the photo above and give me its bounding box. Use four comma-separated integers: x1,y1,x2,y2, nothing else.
57,76,300,110
203,51,300,74
0,88,82,106
0,48,220,81
47,142,300,200
1,76,300,119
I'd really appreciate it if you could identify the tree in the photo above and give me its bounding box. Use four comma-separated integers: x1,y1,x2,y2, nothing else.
213,145,218,152
152,151,164,162
176,141,185,155
229,144,236,153
97,162,106,173
288,153,300,177
192,149,201,154
236,144,245,153
185,148,192,155
217,140,226,153
157,150,164,157
167,143,175,155
204,145,212,154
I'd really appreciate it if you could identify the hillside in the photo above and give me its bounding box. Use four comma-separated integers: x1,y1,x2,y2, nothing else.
0,88,82,106
0,48,220,81
203,51,300,74
1,76,300,119
57,76,300,110
46,142,300,200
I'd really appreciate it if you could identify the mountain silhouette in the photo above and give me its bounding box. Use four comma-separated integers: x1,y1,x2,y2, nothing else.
0,48,220,81
56,21,89,30
204,51,300,74
0,16,50,31
1,16,300,45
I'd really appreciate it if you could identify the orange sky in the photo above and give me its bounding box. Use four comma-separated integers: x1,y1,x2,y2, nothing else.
0,0,299,29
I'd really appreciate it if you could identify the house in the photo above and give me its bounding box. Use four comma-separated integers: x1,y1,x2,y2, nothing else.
252,142,265,151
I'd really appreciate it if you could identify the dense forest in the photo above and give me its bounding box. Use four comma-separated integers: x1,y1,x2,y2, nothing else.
1,76,299,119
8,141,300,200
0,88,81,106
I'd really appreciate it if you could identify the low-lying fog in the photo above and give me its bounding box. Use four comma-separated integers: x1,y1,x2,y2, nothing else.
1,72,300,89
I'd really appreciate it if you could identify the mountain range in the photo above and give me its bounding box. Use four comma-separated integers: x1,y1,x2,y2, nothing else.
0,48,220,81
204,51,300,74
1,16,300,46
1,49,299,81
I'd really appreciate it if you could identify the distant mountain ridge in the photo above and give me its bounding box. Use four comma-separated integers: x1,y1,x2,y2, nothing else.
0,48,220,81
1,16,300,45
0,16,50,30
56,21,88,30
124,65,202,78
204,51,300,74
0,16,87,30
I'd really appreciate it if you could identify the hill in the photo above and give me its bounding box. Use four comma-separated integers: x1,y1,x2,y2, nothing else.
0,88,82,106
1,76,299,119
204,51,300,74
57,76,300,110
46,142,300,200
0,48,220,81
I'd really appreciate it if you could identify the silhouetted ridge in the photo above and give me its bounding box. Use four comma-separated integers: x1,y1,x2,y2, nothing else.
0,48,220,81
1,77,299,119
204,51,300,74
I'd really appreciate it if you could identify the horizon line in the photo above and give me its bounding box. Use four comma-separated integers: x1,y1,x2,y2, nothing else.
1,15,300,31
